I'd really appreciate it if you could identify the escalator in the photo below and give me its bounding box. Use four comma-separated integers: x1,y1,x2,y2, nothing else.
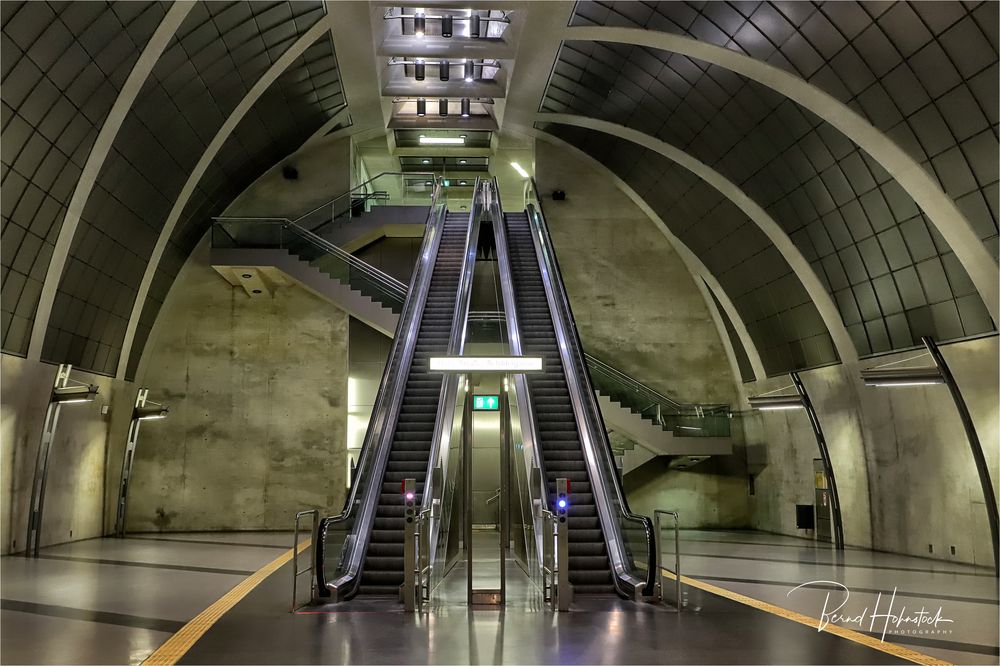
491,182,655,600
316,180,481,601
360,210,470,594
503,211,615,594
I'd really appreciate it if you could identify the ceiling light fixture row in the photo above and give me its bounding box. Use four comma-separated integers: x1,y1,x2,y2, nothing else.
393,58,495,83
411,97,482,118
388,9,510,39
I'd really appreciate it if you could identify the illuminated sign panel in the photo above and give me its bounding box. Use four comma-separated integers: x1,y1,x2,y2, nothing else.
473,395,500,411
428,356,544,373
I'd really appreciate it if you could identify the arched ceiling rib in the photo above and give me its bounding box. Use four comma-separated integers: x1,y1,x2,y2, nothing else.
540,112,859,365
538,29,996,364
1,0,177,358
1,1,350,377
121,17,346,381
561,4,998,323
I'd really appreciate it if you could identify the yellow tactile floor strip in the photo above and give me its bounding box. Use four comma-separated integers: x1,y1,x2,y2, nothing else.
142,539,311,666
661,569,952,666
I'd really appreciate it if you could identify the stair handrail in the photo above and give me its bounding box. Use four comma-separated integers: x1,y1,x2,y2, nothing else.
211,216,408,307
585,354,729,416
488,178,552,574
315,178,447,600
420,178,484,577
523,177,657,599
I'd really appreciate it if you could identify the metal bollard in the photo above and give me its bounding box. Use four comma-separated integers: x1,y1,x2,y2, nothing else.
402,478,417,611
654,509,681,611
555,478,572,611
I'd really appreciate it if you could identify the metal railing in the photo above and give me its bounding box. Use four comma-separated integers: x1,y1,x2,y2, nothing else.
291,509,319,612
586,353,731,438
212,216,408,313
488,179,552,589
654,509,681,611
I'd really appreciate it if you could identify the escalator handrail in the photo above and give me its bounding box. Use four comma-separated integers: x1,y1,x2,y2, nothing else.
523,181,657,598
487,179,552,527
316,183,448,598
420,178,484,560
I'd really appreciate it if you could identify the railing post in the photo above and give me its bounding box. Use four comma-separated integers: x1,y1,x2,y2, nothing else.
292,509,319,612
402,478,417,611
654,509,681,611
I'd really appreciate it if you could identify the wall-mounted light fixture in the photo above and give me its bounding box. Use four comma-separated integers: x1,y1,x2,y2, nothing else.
115,389,169,537
439,60,450,81
414,59,425,81
25,364,99,556
414,12,426,37
416,98,426,117
747,373,844,551
461,97,471,118
861,336,997,575
746,394,804,411
439,98,448,116
469,13,480,38
464,60,475,82
441,14,453,37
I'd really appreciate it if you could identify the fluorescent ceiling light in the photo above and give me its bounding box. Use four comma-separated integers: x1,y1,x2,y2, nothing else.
419,136,465,145
429,356,544,373
510,162,529,178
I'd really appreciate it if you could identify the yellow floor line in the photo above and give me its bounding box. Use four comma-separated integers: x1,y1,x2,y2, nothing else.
142,539,311,666
660,569,952,666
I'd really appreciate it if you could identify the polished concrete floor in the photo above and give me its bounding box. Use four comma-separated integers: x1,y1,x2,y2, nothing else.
663,529,998,665
0,532,294,665
1,529,996,665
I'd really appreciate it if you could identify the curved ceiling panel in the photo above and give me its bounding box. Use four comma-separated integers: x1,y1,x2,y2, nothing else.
541,35,995,359
540,121,836,374
1,1,165,356
570,1,999,256
124,33,349,380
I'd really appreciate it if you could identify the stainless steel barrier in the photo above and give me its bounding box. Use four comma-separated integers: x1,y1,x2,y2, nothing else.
292,509,319,612
654,509,681,610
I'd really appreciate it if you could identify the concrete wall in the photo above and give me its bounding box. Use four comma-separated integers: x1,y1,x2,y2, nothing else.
535,140,737,406
1,354,133,554
224,136,352,219
123,239,350,531
743,336,999,565
625,455,751,528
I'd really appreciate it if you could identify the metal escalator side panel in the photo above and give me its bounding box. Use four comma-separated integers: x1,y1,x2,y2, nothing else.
488,180,551,572
518,193,655,598
317,198,450,600
422,178,485,571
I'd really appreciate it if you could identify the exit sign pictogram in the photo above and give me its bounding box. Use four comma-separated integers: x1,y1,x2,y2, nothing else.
472,395,500,411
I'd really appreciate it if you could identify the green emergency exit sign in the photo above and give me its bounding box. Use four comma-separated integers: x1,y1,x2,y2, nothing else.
473,395,500,411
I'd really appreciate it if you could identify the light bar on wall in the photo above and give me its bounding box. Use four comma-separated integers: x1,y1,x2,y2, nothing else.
134,404,169,420
747,394,804,411
429,356,544,373
52,383,100,404
860,366,944,387
419,136,465,145
510,162,529,178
